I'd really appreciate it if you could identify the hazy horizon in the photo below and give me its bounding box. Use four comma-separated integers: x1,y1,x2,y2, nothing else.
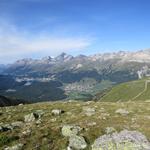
1,0,150,63
1,48,150,65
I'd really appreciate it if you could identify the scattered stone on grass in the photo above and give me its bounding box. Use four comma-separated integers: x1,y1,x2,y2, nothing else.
24,113,36,122
105,127,116,134
51,109,64,115
0,124,13,132
62,125,82,137
69,135,87,150
4,143,23,150
115,108,129,116
11,121,24,128
82,107,95,116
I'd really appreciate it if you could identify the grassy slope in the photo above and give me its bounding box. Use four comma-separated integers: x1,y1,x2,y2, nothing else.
101,78,150,102
0,101,150,149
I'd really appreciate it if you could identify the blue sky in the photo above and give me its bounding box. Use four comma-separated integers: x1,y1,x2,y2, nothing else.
0,0,150,63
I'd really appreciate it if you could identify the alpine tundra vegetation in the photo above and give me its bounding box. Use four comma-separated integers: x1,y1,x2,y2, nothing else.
1,0,150,149
0,101,150,149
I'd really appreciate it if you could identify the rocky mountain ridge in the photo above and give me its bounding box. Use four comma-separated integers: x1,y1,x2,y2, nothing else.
1,49,150,102
2,49,150,77
4,49,150,66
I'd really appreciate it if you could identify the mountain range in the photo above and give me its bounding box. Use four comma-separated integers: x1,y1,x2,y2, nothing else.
1,49,150,102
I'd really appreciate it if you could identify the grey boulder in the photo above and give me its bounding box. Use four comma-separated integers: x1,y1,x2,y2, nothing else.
69,135,87,150
62,125,82,137
92,130,150,150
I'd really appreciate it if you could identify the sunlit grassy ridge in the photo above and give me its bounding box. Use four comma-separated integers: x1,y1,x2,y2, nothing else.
0,101,150,149
101,78,150,102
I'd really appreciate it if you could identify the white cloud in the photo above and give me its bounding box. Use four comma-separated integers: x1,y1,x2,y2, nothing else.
0,21,92,63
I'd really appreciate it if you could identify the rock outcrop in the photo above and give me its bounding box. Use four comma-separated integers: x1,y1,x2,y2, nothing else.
92,130,150,150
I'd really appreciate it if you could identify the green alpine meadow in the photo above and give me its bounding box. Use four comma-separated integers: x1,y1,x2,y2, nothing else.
1,0,150,149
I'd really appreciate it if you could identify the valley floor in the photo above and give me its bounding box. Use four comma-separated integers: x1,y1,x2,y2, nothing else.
0,101,150,149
